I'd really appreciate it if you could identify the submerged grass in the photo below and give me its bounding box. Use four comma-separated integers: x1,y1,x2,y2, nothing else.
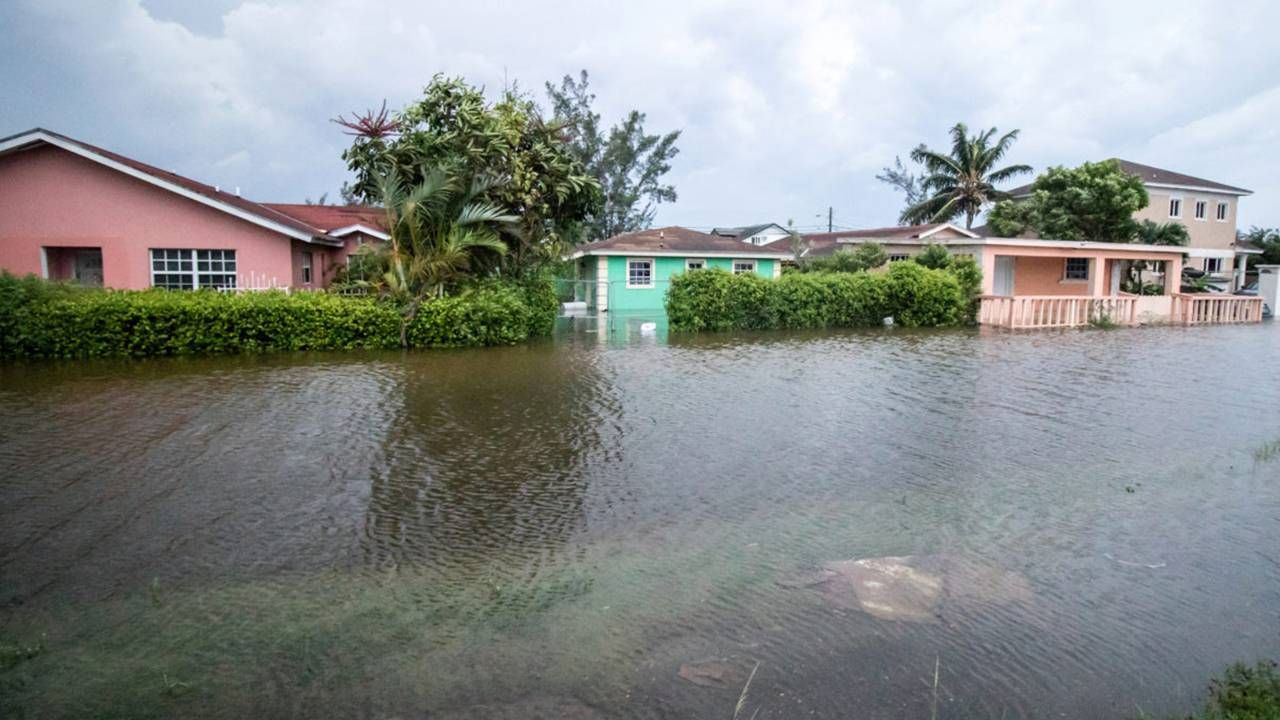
1137,661,1280,719
1253,438,1280,464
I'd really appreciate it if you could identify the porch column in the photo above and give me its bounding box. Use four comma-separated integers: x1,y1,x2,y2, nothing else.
1163,257,1181,295
980,249,997,295
1234,253,1248,292
596,256,609,312
1088,256,1107,296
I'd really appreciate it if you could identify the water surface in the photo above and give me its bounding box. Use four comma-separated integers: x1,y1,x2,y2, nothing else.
2,323,1279,718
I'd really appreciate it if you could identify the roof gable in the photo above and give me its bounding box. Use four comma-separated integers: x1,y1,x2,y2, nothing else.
0,128,342,245
573,226,792,257
1009,159,1252,197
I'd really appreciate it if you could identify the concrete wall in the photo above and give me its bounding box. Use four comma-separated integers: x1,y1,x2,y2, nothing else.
1137,189,1239,272
1013,256,1092,296
0,144,309,289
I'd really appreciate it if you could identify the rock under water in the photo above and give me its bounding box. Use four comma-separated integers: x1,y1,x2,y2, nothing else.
802,554,1032,623
677,658,750,688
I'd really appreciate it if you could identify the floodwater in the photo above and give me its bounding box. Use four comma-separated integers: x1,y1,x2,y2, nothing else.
2,322,1279,719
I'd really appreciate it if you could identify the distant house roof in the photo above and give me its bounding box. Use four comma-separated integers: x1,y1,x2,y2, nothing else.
1009,159,1252,197
0,128,344,245
570,226,792,259
710,222,789,239
774,223,978,257
263,203,389,240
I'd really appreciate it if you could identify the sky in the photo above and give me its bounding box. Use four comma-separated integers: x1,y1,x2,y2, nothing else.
3,0,1279,234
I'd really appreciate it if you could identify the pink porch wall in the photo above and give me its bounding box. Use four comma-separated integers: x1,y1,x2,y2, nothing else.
980,243,1182,296
0,145,299,289
1013,256,1091,296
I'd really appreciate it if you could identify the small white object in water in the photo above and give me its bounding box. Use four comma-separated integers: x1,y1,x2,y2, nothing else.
882,316,895,326
640,322,657,334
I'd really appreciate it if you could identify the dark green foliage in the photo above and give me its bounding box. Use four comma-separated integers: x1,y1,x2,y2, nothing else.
913,243,952,269
666,263,970,332
801,243,887,273
1178,661,1280,719
1242,227,1280,269
0,273,557,360
546,70,681,241
989,160,1149,242
901,122,1032,229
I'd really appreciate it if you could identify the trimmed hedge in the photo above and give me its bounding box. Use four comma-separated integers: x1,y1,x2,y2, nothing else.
0,273,558,359
666,262,971,332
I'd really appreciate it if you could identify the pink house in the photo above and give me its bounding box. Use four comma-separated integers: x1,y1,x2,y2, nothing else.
0,128,387,290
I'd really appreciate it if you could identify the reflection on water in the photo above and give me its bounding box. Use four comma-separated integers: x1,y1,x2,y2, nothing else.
1,324,1279,719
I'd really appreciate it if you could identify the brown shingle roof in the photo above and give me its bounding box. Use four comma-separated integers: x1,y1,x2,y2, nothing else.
1009,159,1252,196
578,226,791,255
263,203,386,233
769,223,973,257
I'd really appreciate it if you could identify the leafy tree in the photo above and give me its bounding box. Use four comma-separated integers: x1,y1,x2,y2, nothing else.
913,243,952,269
804,243,887,273
875,146,927,212
348,166,513,345
987,160,1149,243
1138,219,1189,247
337,76,601,273
901,123,1032,229
1242,226,1280,268
546,70,681,241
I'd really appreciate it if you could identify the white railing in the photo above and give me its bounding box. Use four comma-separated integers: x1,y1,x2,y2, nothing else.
1172,294,1264,325
978,295,1137,329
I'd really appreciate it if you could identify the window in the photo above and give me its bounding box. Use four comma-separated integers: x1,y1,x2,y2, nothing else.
1194,200,1207,221
302,251,314,284
150,249,236,290
1063,257,1090,281
732,260,756,275
685,259,706,271
1168,197,1182,218
627,258,654,288
1205,258,1223,273
1216,202,1229,221
888,254,910,262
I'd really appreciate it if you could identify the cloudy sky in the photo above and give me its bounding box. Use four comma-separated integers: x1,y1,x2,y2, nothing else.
4,0,1279,233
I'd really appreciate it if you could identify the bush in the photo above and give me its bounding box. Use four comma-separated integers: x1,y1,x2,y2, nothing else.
1176,661,1280,720
0,272,557,359
801,243,887,273
666,263,971,332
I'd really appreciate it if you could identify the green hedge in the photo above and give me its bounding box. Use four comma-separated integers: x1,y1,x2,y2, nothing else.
0,273,558,359
666,262,971,332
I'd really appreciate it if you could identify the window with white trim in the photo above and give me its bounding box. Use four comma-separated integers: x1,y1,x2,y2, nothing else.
888,254,910,262
1216,202,1229,221
302,251,314,284
150,249,237,290
1168,197,1182,218
1194,200,1207,220
732,260,756,275
685,258,706,271
1063,257,1089,281
627,258,654,288
1205,258,1223,273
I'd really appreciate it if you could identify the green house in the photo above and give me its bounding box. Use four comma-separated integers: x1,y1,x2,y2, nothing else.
568,226,792,312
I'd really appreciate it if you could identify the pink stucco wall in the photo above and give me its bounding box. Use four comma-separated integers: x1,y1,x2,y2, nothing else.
0,145,307,289
1013,256,1092,296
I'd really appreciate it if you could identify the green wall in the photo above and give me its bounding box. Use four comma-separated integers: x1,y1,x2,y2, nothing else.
602,255,776,311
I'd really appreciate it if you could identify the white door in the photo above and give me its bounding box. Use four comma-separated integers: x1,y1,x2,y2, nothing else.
994,256,1015,296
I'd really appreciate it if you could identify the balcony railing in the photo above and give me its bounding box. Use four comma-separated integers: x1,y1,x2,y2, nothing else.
978,296,1137,329
1172,294,1264,325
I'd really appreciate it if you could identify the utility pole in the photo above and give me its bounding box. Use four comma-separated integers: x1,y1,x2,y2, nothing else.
828,206,833,233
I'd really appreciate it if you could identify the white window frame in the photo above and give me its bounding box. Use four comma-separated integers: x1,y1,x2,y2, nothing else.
731,259,756,275
1193,199,1207,221
1063,257,1090,282
1168,196,1183,219
149,249,238,290
1216,201,1229,222
301,250,314,285
1205,257,1223,274
684,258,706,271
626,257,655,289
888,254,910,263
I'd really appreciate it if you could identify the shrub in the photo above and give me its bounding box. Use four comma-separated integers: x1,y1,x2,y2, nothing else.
801,243,886,273
0,272,557,360
666,263,970,332
912,243,953,269
1178,661,1280,720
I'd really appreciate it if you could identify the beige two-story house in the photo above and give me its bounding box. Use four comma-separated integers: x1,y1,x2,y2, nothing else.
1010,160,1255,289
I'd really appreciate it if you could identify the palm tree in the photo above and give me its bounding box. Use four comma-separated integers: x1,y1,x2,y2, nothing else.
362,167,514,345
1128,220,1190,291
901,123,1032,229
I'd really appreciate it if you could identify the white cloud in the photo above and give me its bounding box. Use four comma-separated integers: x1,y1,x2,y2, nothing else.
4,0,1280,229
